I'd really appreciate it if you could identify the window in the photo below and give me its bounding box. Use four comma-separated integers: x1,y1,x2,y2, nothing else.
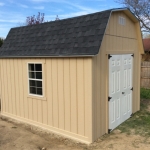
119,16,126,25
28,63,43,96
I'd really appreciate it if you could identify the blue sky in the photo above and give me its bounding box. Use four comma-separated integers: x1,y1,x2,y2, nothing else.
0,0,122,38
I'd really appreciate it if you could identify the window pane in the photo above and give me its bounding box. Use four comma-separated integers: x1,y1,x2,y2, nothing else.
36,72,42,79
29,72,35,78
35,64,42,71
36,81,42,88
29,80,36,86
37,88,42,95
30,87,36,94
29,64,34,71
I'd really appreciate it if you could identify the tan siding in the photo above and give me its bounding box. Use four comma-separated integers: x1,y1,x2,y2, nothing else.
23,59,29,119
84,58,93,140
106,11,137,39
28,97,33,120
51,59,59,128
70,58,77,134
42,100,48,124
77,58,85,136
64,58,71,131
37,100,43,123
1,57,93,143
0,60,2,111
4,59,9,113
33,99,38,122
46,59,53,126
18,59,24,118
14,59,20,116
57,59,65,130
0,60,5,112
6,60,12,114
92,11,142,141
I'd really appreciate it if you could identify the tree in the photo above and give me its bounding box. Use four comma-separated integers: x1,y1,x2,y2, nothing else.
0,38,4,47
115,0,150,32
143,33,150,39
26,12,44,26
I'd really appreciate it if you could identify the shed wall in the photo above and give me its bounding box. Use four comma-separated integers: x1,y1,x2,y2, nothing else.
0,58,93,143
92,11,142,141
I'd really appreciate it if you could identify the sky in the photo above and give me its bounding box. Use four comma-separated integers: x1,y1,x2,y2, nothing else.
0,0,123,38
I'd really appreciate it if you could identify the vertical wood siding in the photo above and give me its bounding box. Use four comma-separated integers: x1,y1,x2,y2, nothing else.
0,57,93,143
92,11,142,141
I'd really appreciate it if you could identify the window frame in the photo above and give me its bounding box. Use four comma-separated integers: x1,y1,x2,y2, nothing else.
119,16,126,26
27,62,44,98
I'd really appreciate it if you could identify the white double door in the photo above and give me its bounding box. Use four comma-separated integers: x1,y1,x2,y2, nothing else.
109,54,133,130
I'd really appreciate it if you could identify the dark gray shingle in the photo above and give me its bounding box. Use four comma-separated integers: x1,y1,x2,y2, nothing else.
0,9,115,57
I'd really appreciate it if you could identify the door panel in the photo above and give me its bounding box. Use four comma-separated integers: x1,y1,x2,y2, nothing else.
122,54,133,121
109,54,133,130
109,55,122,130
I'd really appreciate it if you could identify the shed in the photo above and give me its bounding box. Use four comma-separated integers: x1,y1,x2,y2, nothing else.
0,8,144,143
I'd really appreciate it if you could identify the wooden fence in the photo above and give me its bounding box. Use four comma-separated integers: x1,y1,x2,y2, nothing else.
141,61,150,88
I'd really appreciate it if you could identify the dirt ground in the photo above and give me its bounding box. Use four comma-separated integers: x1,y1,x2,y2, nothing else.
1,116,150,150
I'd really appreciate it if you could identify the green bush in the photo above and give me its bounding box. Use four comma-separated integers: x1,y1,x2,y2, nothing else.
141,88,150,99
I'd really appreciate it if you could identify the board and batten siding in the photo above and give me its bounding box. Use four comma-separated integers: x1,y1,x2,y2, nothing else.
92,11,143,141
0,57,93,143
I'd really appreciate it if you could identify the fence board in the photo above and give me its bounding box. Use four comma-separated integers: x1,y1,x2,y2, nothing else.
141,61,150,88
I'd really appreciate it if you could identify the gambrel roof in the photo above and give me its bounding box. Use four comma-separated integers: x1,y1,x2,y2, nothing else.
0,8,138,57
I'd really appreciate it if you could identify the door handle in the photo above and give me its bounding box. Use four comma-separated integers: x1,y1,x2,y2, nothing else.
122,92,125,94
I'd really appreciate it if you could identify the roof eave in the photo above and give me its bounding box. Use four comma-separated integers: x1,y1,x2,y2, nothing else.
0,55,95,58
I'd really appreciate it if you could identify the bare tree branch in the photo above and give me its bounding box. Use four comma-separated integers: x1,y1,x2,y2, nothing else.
26,12,45,26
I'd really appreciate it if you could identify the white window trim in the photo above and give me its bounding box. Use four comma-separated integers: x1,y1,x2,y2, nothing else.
27,62,44,98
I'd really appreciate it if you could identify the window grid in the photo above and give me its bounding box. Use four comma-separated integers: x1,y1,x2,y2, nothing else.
119,16,126,25
28,63,43,96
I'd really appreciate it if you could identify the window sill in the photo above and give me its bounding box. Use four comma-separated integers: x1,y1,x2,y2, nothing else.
27,94,47,101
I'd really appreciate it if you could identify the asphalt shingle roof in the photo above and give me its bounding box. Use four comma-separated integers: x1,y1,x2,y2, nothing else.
0,9,114,57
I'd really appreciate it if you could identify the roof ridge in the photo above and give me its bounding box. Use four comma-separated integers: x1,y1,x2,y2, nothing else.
11,7,127,30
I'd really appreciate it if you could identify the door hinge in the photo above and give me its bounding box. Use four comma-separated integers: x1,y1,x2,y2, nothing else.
108,129,112,134
108,97,112,101
108,54,112,59
131,87,133,91
130,113,133,118
131,54,134,57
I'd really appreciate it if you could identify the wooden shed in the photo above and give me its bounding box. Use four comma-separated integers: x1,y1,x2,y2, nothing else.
0,8,144,143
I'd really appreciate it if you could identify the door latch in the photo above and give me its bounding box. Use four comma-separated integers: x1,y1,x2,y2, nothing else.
122,92,125,94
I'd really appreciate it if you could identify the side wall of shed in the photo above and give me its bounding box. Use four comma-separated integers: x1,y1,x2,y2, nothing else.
92,11,142,141
0,57,93,143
